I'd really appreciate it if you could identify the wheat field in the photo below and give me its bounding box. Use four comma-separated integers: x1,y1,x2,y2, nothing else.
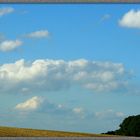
0,126,111,137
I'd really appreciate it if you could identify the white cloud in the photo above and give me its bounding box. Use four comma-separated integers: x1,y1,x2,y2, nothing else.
73,107,85,119
95,109,125,120
0,7,14,17
0,59,130,94
15,96,43,111
0,40,22,52
73,107,84,114
119,9,140,28
85,81,120,92
26,30,49,38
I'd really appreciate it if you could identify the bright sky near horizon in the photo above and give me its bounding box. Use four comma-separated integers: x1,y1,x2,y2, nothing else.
0,4,140,133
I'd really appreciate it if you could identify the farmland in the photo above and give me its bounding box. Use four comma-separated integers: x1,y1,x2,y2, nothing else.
0,126,110,137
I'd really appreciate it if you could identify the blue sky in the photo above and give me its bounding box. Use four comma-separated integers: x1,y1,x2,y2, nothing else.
0,4,140,133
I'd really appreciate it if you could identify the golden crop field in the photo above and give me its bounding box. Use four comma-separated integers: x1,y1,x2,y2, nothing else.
0,126,111,137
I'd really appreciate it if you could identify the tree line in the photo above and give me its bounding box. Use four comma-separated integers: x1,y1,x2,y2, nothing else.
105,114,140,137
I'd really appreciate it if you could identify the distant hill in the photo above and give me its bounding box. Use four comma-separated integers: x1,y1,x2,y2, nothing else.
0,126,109,137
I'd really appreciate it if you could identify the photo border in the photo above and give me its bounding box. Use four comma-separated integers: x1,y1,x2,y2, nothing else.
0,0,140,140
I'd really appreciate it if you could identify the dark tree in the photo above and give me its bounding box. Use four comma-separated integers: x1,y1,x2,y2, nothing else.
105,114,140,137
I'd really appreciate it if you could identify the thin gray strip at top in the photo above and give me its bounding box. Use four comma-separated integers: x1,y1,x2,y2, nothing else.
0,0,140,3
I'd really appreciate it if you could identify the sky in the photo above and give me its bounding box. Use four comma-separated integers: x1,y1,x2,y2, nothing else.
0,4,140,134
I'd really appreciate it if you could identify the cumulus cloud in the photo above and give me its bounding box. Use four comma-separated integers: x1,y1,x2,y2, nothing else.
26,30,49,38
15,96,43,111
119,9,140,28
0,40,22,52
0,7,14,17
0,59,130,94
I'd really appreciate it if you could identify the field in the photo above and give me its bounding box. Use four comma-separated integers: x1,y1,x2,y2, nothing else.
0,126,111,137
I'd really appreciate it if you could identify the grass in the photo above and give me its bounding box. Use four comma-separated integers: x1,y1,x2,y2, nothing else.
0,126,112,137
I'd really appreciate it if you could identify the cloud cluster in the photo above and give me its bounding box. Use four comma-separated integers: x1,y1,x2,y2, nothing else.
15,96,43,111
15,96,86,119
0,29,49,53
0,59,129,94
119,9,140,28
0,7,14,17
15,96,125,121
0,40,22,52
26,30,49,38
